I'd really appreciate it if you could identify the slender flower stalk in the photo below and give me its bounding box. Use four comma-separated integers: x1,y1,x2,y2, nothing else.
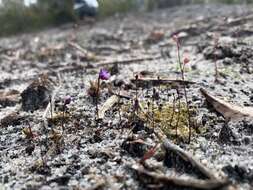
169,92,176,128
135,75,139,115
213,34,219,82
173,34,192,144
50,95,53,119
96,69,110,119
152,88,156,128
175,88,181,142
62,96,71,131
117,87,122,123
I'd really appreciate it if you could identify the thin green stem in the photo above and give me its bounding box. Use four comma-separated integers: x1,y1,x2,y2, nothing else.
96,77,100,119
175,40,192,144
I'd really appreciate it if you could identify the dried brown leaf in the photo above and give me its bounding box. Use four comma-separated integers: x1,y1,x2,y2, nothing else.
200,88,253,120
98,95,119,120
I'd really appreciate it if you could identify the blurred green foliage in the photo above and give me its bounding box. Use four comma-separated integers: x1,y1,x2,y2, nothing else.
0,0,252,37
0,0,74,36
98,0,136,17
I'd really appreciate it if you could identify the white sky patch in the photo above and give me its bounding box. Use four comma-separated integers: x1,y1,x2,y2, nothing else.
24,0,37,6
85,0,98,8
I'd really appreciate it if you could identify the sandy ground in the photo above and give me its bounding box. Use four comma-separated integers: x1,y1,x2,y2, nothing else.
0,4,253,190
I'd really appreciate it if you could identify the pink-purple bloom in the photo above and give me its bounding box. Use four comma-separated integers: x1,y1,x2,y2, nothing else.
64,96,72,105
99,69,110,80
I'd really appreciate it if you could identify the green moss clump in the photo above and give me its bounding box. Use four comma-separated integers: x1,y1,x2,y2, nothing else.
138,101,201,142
121,98,202,142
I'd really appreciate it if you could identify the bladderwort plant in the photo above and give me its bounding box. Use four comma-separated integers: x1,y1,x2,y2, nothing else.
96,69,110,119
172,34,192,144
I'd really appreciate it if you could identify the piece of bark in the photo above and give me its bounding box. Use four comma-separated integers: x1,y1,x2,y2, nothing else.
21,74,56,111
98,95,119,120
131,77,195,88
131,164,230,190
226,14,253,27
0,90,20,107
200,88,253,120
0,112,24,127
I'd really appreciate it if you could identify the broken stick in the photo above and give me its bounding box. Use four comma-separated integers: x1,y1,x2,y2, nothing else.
131,77,195,88
131,164,230,190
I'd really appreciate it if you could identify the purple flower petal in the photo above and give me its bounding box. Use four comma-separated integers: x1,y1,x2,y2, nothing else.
99,69,110,80
64,96,72,105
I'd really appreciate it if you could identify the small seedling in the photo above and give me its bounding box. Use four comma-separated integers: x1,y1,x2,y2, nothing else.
140,143,159,164
49,95,53,119
152,88,156,128
169,93,176,128
87,80,100,97
175,88,181,142
135,74,139,100
117,87,122,124
22,120,37,140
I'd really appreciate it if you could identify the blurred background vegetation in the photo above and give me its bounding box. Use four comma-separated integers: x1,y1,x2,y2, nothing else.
0,0,252,37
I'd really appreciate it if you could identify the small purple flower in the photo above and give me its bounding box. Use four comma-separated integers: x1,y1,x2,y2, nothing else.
64,96,72,105
99,69,110,80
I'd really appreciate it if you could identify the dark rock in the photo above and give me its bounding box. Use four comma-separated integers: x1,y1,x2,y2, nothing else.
218,123,238,145
131,119,153,134
109,63,119,75
121,137,149,157
89,131,103,143
81,166,90,175
132,120,145,134
47,175,71,186
25,144,35,155
0,112,24,127
222,165,253,182
113,79,125,87
30,164,51,176
21,74,55,111
243,136,251,145
223,57,233,65
66,164,80,175
3,175,9,183
0,89,20,107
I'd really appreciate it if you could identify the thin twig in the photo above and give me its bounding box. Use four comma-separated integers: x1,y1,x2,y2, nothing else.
97,55,162,67
131,164,230,190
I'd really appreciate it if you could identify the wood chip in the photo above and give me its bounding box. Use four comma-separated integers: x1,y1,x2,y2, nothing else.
0,112,24,127
98,95,119,120
0,90,20,107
